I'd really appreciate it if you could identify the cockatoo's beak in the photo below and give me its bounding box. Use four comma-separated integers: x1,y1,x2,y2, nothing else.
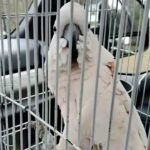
62,24,81,63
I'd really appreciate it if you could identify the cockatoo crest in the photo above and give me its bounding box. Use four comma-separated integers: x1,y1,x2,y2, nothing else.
54,2,85,37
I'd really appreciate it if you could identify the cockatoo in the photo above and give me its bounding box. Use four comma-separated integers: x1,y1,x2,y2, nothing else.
47,2,147,150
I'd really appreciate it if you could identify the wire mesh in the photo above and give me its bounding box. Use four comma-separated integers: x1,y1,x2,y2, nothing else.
0,0,150,150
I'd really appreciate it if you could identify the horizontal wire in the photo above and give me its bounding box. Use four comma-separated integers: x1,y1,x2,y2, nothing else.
1,90,54,106
1,121,35,135
0,92,81,150
1,12,57,18
1,122,33,138
1,0,149,149
1,8,116,18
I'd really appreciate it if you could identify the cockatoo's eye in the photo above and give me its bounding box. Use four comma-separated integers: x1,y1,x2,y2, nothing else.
53,26,57,32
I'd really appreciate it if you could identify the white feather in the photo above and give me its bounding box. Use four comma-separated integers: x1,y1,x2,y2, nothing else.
47,2,147,150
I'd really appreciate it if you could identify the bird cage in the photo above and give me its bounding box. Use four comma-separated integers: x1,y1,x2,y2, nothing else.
0,0,150,150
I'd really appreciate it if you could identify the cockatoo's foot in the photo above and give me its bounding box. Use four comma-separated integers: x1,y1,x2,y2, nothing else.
91,143,102,150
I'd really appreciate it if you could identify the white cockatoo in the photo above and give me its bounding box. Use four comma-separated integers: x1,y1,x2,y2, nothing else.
47,2,147,150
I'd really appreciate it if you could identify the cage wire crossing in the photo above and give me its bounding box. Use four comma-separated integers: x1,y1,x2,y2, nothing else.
0,0,150,149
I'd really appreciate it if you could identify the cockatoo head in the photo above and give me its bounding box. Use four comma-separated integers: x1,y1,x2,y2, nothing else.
48,2,115,94
48,2,114,73
49,2,87,71
53,2,85,37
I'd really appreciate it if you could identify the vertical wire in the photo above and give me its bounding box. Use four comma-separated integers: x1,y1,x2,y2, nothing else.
124,1,150,149
93,0,98,34
131,10,143,85
0,14,3,149
89,0,92,28
44,0,49,122
110,0,118,55
0,6,5,150
15,0,23,149
106,0,126,149
44,0,49,148
44,0,49,123
0,100,2,150
0,2,8,149
0,92,82,150
54,0,60,149
0,60,2,150
4,96,9,150
102,0,108,47
124,0,137,80
48,8,50,47
144,95,150,130
48,0,53,146
48,93,52,133
48,0,52,129
77,0,89,146
143,56,150,130
41,0,45,122
60,115,64,133
147,127,150,150
107,0,115,51
90,0,107,147
92,0,95,26
110,19,117,55
65,1,74,150
119,12,130,79
119,2,131,79
33,0,39,149
6,0,16,149
139,55,150,114
24,0,32,148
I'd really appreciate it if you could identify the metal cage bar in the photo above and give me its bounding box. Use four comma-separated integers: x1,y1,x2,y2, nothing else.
0,0,149,150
